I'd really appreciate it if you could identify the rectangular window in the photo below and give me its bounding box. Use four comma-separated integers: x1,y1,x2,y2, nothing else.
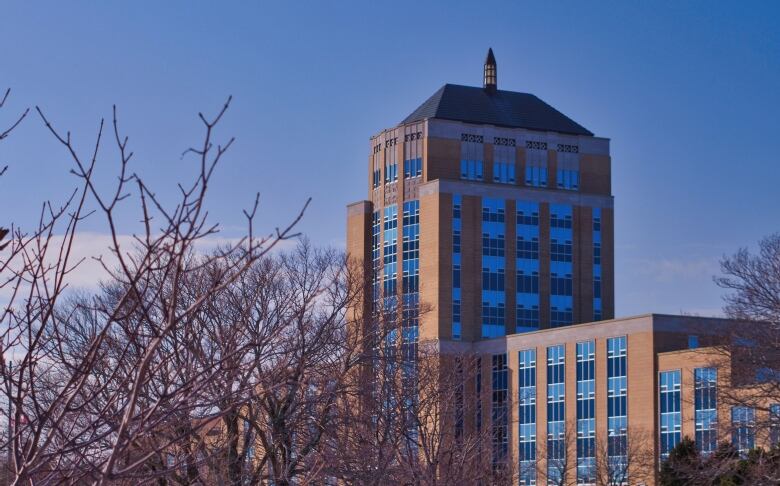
607,337,628,479
461,133,484,181
732,407,755,456
770,404,780,446
694,367,718,455
577,341,596,485
482,198,505,338
452,195,462,340
547,345,566,484
516,201,540,333
518,349,536,485
525,142,548,187
556,147,580,191
493,139,516,184
659,370,682,460
382,205,398,300
492,354,509,470
550,204,573,328
593,208,602,321
384,137,398,184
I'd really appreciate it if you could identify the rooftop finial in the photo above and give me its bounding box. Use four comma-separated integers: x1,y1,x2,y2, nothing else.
484,48,497,93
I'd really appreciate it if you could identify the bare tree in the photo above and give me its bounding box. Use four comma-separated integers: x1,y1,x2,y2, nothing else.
593,427,655,486
714,233,780,438
0,97,308,484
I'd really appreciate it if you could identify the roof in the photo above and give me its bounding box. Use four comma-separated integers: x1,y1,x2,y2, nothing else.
401,83,593,137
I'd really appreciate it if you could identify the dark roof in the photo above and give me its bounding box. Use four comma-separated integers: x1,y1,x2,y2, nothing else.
401,84,593,136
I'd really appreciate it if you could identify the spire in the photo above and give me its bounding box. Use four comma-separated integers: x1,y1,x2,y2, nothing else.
483,48,497,93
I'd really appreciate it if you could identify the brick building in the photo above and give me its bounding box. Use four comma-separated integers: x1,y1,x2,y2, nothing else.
346,50,772,485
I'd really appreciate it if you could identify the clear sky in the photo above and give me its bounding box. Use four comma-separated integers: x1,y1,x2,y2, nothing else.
1,1,778,317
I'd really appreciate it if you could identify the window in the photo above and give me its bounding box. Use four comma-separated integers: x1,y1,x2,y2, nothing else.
516,237,539,260
482,267,505,291
732,407,755,456
556,146,580,190
519,350,537,485
516,271,539,294
403,157,422,178
547,345,566,484
607,337,628,478
694,368,717,455
452,195,462,340
493,138,516,184
382,205,398,298
771,404,780,446
402,201,419,295
551,273,573,296
516,201,540,333
577,341,596,485
525,141,548,187
492,354,509,469
593,208,603,321
482,234,505,257
659,370,682,460
482,198,506,338
493,162,515,183
688,335,699,349
461,133,483,181
384,137,398,184
551,239,572,262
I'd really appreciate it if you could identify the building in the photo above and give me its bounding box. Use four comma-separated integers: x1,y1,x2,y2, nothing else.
346,50,774,484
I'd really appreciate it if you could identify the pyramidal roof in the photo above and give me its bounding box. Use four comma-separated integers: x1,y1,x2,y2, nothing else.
401,83,593,137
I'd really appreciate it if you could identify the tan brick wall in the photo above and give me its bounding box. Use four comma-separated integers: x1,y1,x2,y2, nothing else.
580,154,611,195
426,137,460,181
461,195,482,341
539,203,551,329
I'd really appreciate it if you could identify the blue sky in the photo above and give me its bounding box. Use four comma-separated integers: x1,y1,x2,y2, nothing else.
1,1,778,317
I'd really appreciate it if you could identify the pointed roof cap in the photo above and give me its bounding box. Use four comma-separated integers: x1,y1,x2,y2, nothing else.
485,47,496,65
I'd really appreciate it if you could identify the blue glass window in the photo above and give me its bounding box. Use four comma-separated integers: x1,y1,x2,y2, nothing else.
577,341,596,484
547,345,566,483
492,354,509,469
518,349,536,485
732,407,755,456
659,370,682,460
694,368,717,455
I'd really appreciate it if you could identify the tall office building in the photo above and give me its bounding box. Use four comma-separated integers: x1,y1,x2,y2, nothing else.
347,49,613,343
346,51,773,485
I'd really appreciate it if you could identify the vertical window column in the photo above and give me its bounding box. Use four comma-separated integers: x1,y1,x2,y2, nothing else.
518,349,536,485
383,137,398,184
556,144,580,190
547,345,566,484
593,208,603,321
732,407,755,456
460,133,484,181
401,200,420,346
492,354,508,470
382,205,398,307
550,204,573,327
403,130,422,179
452,195,462,340
659,370,682,461
524,141,548,187
770,404,780,447
694,367,718,455
482,198,506,338
516,201,540,332
576,341,596,485
492,138,516,184
371,211,381,309
607,337,628,476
